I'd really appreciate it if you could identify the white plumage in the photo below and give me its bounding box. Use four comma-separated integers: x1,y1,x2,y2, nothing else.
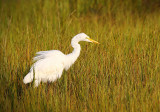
23,33,99,87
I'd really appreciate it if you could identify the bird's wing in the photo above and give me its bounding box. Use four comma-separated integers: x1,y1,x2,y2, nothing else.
30,50,66,80
33,50,64,62
33,57,64,79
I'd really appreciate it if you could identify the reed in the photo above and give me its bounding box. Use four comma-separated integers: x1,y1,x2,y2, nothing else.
0,0,160,111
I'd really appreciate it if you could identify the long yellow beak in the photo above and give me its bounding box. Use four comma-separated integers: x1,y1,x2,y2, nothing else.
87,37,99,44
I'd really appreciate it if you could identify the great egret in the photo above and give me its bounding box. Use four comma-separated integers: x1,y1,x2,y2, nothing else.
23,33,99,87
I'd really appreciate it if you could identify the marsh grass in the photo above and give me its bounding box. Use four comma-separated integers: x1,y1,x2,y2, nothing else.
0,0,160,111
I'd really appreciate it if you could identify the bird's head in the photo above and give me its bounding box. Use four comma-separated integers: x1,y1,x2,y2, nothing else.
73,33,99,44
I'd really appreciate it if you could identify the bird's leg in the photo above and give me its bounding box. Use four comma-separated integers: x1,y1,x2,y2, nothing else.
34,79,40,87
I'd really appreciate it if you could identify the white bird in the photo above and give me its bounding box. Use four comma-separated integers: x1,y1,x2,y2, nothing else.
23,33,99,87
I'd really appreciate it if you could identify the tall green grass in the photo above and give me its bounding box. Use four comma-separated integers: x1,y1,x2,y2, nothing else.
0,0,160,111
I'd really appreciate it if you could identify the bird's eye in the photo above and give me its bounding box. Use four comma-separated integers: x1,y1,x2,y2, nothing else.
86,37,90,39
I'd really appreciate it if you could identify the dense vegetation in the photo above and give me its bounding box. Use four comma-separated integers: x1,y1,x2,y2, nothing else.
0,0,160,111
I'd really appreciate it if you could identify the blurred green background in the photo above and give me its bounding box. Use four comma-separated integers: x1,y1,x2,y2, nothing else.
0,0,160,112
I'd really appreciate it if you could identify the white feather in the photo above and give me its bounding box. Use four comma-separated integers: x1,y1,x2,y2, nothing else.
23,33,99,87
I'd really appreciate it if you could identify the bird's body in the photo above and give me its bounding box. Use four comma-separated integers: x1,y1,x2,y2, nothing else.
23,33,99,87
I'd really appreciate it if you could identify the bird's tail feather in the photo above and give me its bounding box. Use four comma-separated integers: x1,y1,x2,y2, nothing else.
23,72,33,84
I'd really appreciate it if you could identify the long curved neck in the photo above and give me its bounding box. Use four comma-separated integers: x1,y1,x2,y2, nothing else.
65,39,81,70
68,39,81,63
